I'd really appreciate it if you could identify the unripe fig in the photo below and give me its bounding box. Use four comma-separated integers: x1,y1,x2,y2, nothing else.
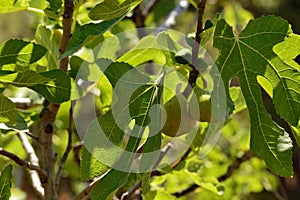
162,93,196,137
189,89,211,122
198,94,211,122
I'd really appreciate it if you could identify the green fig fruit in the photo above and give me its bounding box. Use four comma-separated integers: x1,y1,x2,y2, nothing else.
189,88,211,122
198,94,211,122
162,93,196,137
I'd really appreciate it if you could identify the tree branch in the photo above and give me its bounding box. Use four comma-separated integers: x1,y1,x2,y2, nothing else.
0,147,47,179
37,1,74,199
55,104,73,192
60,0,74,72
17,132,45,198
39,102,59,199
217,150,254,182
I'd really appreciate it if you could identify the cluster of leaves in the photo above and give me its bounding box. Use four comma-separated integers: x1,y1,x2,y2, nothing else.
0,0,299,199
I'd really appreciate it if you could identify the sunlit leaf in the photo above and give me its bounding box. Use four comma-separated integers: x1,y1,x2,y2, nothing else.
0,114,28,131
118,35,165,66
0,70,50,87
0,0,28,14
88,0,141,21
143,190,176,200
273,34,300,69
35,25,60,70
188,173,224,195
60,13,127,59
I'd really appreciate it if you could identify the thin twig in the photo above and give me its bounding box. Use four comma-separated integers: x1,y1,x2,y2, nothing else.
217,150,254,181
184,0,207,97
73,141,83,166
55,103,74,192
25,132,39,141
120,180,141,200
74,170,111,200
17,132,45,198
0,147,47,179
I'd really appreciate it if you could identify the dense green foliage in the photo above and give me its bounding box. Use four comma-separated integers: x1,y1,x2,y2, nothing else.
0,0,299,199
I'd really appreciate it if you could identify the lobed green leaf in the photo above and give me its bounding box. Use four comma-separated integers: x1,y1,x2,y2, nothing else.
213,16,298,177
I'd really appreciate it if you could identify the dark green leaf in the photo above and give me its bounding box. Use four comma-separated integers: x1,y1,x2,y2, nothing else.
97,60,151,87
0,165,13,200
44,0,62,19
84,61,163,198
80,146,109,181
214,16,296,177
88,0,141,20
60,13,127,59
0,95,17,124
31,69,71,103
0,39,46,66
91,169,129,200
141,172,151,194
81,110,124,180
46,0,62,11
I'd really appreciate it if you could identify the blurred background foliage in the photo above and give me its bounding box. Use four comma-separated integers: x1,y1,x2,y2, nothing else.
0,0,299,199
